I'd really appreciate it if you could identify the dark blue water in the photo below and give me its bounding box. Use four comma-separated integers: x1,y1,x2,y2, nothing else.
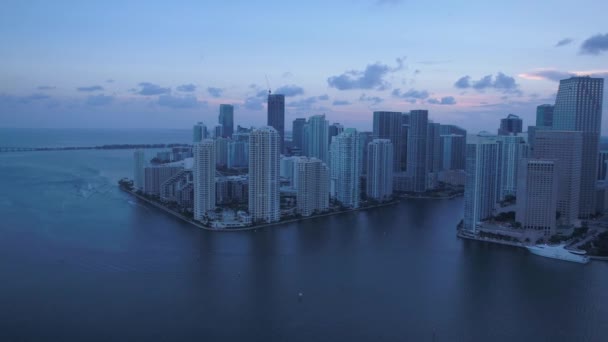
0,129,607,341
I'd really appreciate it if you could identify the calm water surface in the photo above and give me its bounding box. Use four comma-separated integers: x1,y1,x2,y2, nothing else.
0,129,606,341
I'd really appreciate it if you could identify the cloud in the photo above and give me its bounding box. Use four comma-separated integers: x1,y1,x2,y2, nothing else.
106,79,114,83
318,94,329,101
157,95,202,109
274,84,304,97
555,38,573,47
207,87,223,98
332,100,351,106
327,57,405,90
137,82,171,95
392,88,429,103
176,84,196,92
428,96,456,105
359,94,383,105
518,69,574,82
580,33,608,55
288,96,318,110
519,69,608,81
86,94,114,106
77,85,104,92
282,71,293,78
453,72,521,94
256,89,269,98
21,93,50,103
244,97,264,110
37,86,55,90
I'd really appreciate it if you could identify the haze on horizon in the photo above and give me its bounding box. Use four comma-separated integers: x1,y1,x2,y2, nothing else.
1,0,607,133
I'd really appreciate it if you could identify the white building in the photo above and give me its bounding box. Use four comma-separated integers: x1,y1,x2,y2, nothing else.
330,128,361,208
294,157,330,216
248,127,281,223
303,114,329,164
280,156,298,187
516,159,558,237
366,139,394,201
133,150,145,190
497,135,527,201
193,139,216,221
463,132,499,233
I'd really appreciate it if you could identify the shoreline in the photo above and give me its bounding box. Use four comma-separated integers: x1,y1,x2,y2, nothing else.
121,187,399,232
456,229,525,248
399,192,463,200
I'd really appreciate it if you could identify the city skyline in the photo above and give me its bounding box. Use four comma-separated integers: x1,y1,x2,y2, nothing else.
1,1,607,133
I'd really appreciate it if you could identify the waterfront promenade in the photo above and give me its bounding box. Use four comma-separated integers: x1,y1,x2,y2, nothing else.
122,187,399,232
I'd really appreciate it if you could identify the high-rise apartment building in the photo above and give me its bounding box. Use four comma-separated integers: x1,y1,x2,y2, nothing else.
193,122,208,143
533,130,582,226
463,132,499,233
328,123,344,145
249,127,281,223
496,135,527,200
407,110,429,192
292,118,306,151
427,121,441,173
303,115,329,163
193,139,216,221
366,139,394,201
267,93,285,153
294,157,330,216
552,76,604,218
373,111,404,171
516,159,558,237
218,104,234,138
330,128,361,208
440,134,465,170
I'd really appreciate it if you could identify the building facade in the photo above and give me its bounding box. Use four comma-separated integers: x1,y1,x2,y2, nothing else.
366,139,394,201
463,132,499,233
218,104,234,138
330,128,361,208
303,115,329,164
248,127,281,223
133,150,145,190
516,159,558,237
406,110,429,192
551,76,604,218
373,111,404,171
498,114,523,136
294,157,330,216
193,139,216,221
267,93,285,153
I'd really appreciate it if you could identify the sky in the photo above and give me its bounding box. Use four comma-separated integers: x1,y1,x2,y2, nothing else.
1,0,608,133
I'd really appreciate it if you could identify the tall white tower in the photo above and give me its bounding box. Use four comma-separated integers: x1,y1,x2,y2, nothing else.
193,139,216,221
249,127,281,223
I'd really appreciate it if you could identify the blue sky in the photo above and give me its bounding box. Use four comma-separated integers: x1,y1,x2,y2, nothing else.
1,0,607,133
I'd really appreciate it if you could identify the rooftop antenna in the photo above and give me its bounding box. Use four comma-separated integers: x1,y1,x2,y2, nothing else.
265,74,271,95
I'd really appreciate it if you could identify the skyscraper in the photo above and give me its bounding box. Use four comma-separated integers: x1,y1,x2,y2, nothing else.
598,151,608,180
440,134,465,170
373,111,403,171
303,115,329,163
133,150,145,190
358,131,374,175
534,131,582,226
218,104,234,138
516,159,558,237
498,114,523,136
407,110,428,192
535,104,554,128
193,139,216,221
552,76,604,218
330,128,360,208
267,93,285,153
292,118,306,151
249,127,281,223
294,157,330,216
463,132,499,233
328,122,344,145
215,137,229,167
192,122,208,143
366,139,394,201
427,121,441,173
496,135,527,201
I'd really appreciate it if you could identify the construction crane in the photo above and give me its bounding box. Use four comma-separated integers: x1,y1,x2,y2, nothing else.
265,74,272,95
